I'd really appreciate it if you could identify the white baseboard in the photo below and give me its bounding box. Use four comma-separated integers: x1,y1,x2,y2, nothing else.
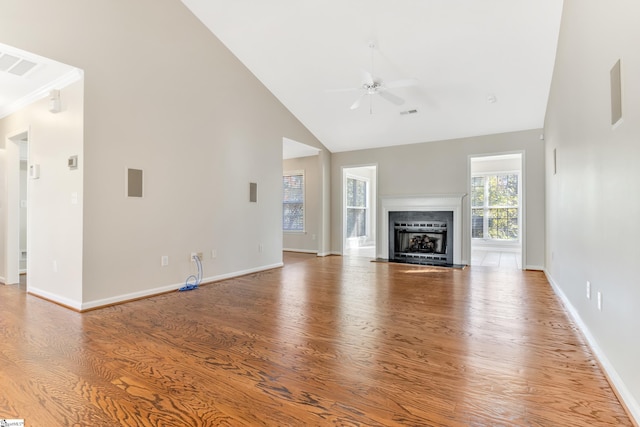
545,270,640,424
197,262,284,284
525,264,545,271
283,248,318,254
28,287,83,311
79,262,284,311
29,262,283,312
0,276,5,284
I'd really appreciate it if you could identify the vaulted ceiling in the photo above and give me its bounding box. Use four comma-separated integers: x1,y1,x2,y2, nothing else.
0,2,563,155
182,0,563,153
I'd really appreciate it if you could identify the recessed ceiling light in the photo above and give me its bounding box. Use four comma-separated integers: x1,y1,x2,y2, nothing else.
487,94,497,104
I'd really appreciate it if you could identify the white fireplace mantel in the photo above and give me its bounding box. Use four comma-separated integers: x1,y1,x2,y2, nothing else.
378,193,466,264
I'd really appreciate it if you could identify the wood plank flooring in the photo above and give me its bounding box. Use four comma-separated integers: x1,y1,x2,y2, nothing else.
0,253,633,426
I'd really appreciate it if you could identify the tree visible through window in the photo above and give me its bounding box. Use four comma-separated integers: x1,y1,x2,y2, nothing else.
471,173,519,240
346,177,367,238
283,171,304,231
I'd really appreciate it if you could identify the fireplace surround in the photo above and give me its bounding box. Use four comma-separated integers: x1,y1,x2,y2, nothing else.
379,194,464,266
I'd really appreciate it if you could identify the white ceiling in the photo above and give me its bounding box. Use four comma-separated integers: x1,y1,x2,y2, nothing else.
0,43,81,119
283,137,321,160
0,2,563,155
182,0,563,153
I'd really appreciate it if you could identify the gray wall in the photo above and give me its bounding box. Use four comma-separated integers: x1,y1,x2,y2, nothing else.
544,0,640,419
331,129,545,268
0,0,329,308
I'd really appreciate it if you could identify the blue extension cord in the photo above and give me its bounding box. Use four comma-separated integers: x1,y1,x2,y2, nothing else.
179,254,202,291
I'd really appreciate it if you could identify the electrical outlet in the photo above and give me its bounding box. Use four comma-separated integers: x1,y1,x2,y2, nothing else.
190,252,203,262
258,243,263,253
597,291,602,311
211,249,217,259
161,256,169,267
586,281,591,299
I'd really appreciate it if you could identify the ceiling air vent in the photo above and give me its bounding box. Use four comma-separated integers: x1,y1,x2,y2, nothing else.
0,51,38,76
0,53,20,71
400,109,418,116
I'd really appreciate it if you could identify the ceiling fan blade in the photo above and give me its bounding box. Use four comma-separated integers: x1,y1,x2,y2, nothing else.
385,78,419,89
361,69,375,85
350,93,367,110
378,90,405,106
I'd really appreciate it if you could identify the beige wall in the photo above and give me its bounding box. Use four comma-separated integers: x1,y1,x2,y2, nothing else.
331,129,545,268
0,150,5,279
0,0,328,308
544,0,640,419
283,155,321,253
471,156,521,174
0,80,84,304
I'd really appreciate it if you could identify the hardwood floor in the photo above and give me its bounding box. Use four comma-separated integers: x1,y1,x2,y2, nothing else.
0,254,632,426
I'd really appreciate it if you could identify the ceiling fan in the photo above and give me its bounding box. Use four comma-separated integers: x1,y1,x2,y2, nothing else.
329,42,418,113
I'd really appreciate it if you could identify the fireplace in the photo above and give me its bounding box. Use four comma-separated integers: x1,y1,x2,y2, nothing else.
379,194,464,266
389,211,453,265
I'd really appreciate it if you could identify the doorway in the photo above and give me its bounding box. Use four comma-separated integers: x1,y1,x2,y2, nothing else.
343,165,377,258
469,153,523,270
5,129,29,285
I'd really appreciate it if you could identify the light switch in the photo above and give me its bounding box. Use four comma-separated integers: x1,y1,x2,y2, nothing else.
29,164,40,179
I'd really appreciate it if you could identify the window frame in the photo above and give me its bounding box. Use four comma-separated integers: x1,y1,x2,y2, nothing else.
471,170,521,242
345,174,370,239
282,170,306,233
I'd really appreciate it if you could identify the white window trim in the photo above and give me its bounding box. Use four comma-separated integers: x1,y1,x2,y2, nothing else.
283,170,306,233
471,170,522,242
345,174,370,239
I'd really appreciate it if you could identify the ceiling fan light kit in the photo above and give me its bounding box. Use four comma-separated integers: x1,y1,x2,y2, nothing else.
330,42,418,114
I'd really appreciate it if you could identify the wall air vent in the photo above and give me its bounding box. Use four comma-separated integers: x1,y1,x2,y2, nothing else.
400,109,418,116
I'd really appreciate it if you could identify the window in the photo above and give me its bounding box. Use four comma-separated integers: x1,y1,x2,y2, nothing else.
283,171,304,231
346,176,368,238
471,173,519,240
